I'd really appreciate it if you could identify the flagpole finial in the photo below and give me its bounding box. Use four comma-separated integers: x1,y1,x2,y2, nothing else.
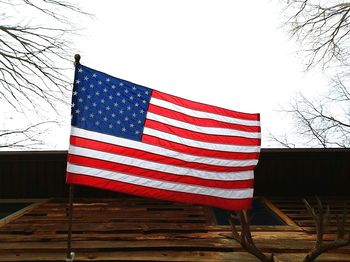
74,54,81,66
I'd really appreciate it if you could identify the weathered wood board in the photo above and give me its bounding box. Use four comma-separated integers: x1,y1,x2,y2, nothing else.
0,197,349,261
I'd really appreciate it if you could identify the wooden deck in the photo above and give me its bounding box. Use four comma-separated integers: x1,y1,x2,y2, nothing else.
0,197,349,261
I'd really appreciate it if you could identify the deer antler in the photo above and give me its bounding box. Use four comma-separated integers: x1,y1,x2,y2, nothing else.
228,210,275,262
303,197,350,262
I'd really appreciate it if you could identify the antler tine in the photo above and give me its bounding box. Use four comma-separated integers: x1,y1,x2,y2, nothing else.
229,210,275,262
304,197,324,246
316,197,324,247
315,196,323,212
347,203,350,244
303,198,317,221
228,211,240,241
229,211,239,221
242,210,255,244
239,211,257,256
324,204,330,227
303,199,350,262
337,203,347,239
346,203,350,244
316,196,330,227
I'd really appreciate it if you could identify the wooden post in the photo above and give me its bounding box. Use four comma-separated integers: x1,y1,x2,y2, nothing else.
66,54,81,261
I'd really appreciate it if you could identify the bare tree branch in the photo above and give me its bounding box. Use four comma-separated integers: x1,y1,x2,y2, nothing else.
268,131,295,148
0,0,90,148
273,1,350,147
284,0,350,69
0,121,59,149
0,0,89,112
277,85,350,147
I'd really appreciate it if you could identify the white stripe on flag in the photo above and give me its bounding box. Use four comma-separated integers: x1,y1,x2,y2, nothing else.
67,163,254,199
150,97,260,127
143,128,260,153
69,144,254,181
146,112,261,139
71,127,259,166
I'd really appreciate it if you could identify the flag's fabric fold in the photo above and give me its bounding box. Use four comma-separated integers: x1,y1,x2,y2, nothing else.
66,64,261,210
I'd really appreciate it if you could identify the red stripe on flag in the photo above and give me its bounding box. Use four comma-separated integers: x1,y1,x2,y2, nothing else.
142,134,260,160
66,172,253,210
152,90,260,121
148,104,261,132
144,119,261,146
68,154,254,189
70,136,254,172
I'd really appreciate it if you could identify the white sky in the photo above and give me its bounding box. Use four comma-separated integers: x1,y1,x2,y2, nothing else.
3,0,331,149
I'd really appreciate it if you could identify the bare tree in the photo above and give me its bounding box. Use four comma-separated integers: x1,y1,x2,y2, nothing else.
0,121,58,149
0,0,88,148
284,0,350,69
276,0,350,147
286,83,350,147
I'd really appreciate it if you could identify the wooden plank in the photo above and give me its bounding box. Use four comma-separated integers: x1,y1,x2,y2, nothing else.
202,207,217,226
1,251,350,261
0,222,209,233
207,225,303,232
275,253,350,262
301,226,350,234
1,197,350,261
0,199,48,203
43,200,205,208
0,231,326,243
24,211,206,218
286,214,350,219
1,239,350,252
0,239,236,252
0,199,49,228
3,216,207,224
260,197,299,227
0,251,259,262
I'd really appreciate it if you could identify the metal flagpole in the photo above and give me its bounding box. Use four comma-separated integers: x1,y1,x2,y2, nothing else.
66,54,81,261
66,184,75,261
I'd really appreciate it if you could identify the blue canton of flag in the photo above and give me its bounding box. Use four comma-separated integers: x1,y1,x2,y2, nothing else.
71,65,152,141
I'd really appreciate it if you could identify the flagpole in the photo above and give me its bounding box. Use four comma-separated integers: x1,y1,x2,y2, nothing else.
66,54,81,261
66,184,75,261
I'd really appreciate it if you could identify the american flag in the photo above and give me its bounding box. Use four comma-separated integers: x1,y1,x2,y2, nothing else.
66,64,261,210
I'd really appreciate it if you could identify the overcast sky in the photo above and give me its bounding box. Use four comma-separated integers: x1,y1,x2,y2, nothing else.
3,0,331,149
